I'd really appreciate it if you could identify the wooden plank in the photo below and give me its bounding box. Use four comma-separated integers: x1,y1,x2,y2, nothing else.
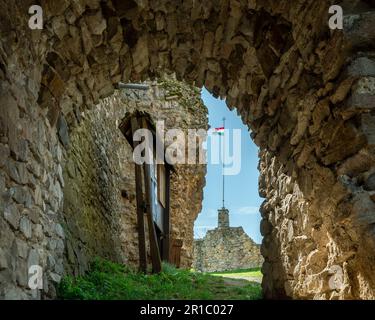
131,117,147,273
150,163,163,231
144,162,163,273
170,239,183,268
142,118,162,273
162,167,171,262
157,164,166,208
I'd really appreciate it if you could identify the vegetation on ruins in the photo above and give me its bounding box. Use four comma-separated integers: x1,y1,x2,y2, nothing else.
58,258,262,300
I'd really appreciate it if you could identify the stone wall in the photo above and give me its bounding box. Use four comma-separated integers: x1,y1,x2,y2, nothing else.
193,227,263,272
193,208,263,272
62,90,135,276
1,0,375,300
0,66,207,299
258,34,375,299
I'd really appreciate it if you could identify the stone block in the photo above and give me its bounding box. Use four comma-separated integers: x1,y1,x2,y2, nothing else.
47,253,56,270
55,239,65,255
9,137,29,163
0,248,9,270
20,217,32,239
4,203,20,230
2,285,29,300
34,185,43,207
348,57,375,77
49,272,61,283
12,238,29,259
364,173,375,191
10,186,33,208
85,10,107,35
54,258,64,275
57,115,70,148
55,223,65,239
33,224,44,240
344,11,375,49
0,144,10,167
5,160,28,185
27,249,40,269
41,0,70,17
132,36,149,74
15,259,28,287
51,15,68,40
28,208,41,225
361,113,375,146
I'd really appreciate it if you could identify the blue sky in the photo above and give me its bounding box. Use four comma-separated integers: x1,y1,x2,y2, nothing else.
193,88,263,244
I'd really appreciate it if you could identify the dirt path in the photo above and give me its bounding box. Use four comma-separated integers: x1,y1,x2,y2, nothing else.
221,274,262,285
221,277,253,287
205,275,262,299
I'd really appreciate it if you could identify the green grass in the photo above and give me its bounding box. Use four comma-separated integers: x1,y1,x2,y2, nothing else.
209,267,263,278
58,258,262,300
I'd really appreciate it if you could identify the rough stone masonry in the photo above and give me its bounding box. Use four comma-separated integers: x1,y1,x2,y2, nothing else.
1,70,208,299
193,208,263,272
63,76,208,277
1,0,375,300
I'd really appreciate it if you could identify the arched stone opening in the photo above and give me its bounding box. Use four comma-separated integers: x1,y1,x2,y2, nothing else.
1,0,375,299
61,77,208,277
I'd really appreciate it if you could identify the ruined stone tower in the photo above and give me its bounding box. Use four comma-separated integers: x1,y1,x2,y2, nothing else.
218,207,229,228
193,207,263,272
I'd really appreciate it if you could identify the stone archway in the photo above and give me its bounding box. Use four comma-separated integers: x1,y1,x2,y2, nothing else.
1,0,375,299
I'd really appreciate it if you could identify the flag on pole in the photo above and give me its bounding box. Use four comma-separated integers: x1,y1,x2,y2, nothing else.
213,127,224,135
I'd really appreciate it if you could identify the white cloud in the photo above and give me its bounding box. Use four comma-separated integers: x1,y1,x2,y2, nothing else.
235,206,260,215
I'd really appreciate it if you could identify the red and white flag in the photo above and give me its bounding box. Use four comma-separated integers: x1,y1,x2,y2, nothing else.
213,127,224,135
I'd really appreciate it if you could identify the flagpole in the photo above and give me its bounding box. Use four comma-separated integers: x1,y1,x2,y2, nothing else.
222,117,225,209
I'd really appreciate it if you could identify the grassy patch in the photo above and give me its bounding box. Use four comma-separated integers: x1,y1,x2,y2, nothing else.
58,258,262,300
209,267,262,278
